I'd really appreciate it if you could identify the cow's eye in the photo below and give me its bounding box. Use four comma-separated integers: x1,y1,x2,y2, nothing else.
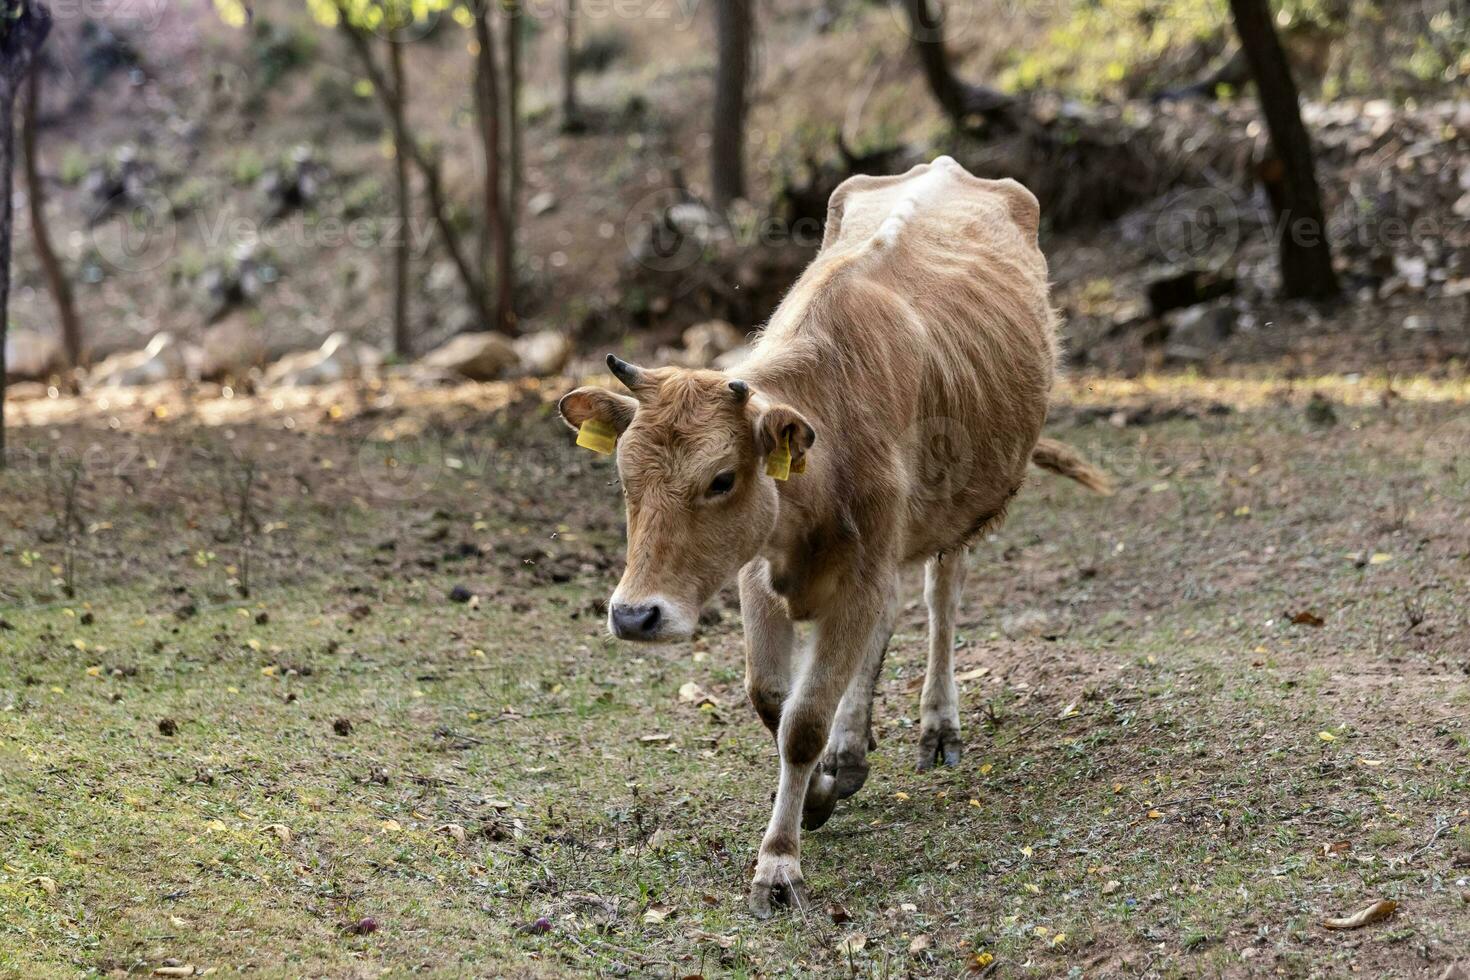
707,472,736,497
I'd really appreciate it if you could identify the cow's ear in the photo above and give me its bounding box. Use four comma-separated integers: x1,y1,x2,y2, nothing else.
558,386,637,435
754,403,816,468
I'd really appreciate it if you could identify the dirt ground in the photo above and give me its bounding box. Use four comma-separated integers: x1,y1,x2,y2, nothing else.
2,368,1468,978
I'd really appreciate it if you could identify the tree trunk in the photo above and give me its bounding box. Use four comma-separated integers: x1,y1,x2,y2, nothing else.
387,39,411,359
23,64,80,370
560,0,582,133
1,0,53,470
711,0,752,209
338,21,491,327
1,83,14,468
471,7,512,334
471,7,499,281
1227,0,1339,299
501,0,520,333
901,0,1014,128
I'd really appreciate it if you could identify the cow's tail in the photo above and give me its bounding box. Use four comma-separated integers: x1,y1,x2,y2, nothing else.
1031,438,1113,495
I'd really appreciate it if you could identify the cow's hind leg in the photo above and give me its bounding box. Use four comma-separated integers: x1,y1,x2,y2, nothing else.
802,577,898,830
917,550,967,771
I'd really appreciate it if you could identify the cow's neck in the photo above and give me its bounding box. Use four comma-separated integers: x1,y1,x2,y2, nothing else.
747,372,860,621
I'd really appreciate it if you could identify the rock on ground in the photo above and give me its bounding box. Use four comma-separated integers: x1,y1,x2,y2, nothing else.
4,329,65,382
1145,268,1236,317
1001,608,1061,639
513,330,573,377
88,333,186,388
1164,303,1238,364
420,332,520,382
681,320,745,368
262,332,380,388
189,315,267,382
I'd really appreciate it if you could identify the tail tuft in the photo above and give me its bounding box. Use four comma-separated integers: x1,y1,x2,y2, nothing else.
1031,438,1113,495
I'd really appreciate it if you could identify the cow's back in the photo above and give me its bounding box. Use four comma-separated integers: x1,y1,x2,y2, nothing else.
759,157,1059,562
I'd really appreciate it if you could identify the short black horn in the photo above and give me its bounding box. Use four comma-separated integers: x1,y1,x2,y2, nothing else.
606,354,646,392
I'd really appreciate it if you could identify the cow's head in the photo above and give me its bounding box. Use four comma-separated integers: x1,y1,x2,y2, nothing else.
559,355,815,642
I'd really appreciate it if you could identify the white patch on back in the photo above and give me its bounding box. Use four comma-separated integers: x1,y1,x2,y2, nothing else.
871,157,957,249
874,197,915,247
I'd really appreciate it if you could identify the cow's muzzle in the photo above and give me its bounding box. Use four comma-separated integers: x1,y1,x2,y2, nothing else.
606,595,694,643
610,601,661,640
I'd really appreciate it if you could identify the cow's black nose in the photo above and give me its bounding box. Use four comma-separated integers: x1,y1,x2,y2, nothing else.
610,602,661,640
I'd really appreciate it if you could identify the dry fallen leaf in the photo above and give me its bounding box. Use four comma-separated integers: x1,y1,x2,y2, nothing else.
1322,899,1397,930
34,876,57,896
262,823,291,846
1289,610,1325,627
639,733,672,743
838,933,867,955
678,682,718,707
153,967,196,978
439,823,466,844
1322,840,1352,856
954,667,990,683
909,933,932,954
642,904,673,924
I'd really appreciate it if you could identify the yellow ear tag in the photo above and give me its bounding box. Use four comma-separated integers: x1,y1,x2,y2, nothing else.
576,419,617,455
766,434,801,481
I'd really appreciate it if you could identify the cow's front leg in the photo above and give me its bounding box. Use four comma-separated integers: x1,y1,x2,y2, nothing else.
917,550,968,770
750,586,885,918
740,561,796,738
802,576,899,829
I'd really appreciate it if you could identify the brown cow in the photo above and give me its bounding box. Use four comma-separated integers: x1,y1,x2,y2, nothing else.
559,156,1109,917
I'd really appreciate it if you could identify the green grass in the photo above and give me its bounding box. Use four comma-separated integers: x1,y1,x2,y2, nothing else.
2,381,1469,977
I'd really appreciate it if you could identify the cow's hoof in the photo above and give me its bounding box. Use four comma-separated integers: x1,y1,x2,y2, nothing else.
802,770,838,830
829,751,870,800
915,723,962,772
748,859,809,919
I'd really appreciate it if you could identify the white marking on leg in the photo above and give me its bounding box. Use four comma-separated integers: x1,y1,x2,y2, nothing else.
919,551,967,767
